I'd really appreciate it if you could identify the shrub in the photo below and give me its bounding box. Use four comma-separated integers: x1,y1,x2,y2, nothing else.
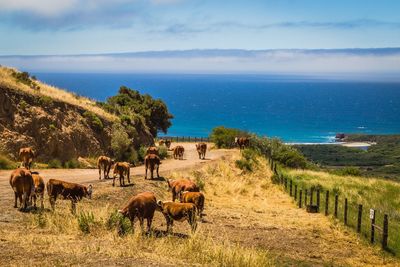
0,154,17,169
19,100,29,110
235,149,259,172
158,146,168,160
77,212,96,234
106,210,131,236
210,126,249,148
64,159,83,169
48,159,62,169
111,123,132,161
334,166,362,176
38,96,53,106
83,111,104,131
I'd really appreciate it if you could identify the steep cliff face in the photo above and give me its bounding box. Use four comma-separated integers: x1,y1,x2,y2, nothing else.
0,67,154,162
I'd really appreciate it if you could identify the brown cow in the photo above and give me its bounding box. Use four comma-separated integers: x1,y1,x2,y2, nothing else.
9,168,34,211
235,137,250,150
118,192,157,233
112,162,131,187
146,146,159,156
31,172,45,209
159,139,172,149
173,146,184,160
47,179,92,214
19,147,35,170
144,154,161,180
97,156,114,180
167,179,199,202
180,191,205,217
195,143,207,160
156,201,197,233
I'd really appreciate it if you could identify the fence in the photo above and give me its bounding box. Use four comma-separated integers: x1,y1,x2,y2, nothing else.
268,159,399,255
156,136,210,143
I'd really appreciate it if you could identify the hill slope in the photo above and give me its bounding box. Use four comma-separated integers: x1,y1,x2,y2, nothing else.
0,66,153,162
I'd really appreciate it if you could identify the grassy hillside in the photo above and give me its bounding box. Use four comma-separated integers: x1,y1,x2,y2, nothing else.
0,66,117,121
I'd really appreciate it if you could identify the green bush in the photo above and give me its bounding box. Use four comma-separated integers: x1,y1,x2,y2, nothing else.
77,212,96,234
111,123,133,161
63,159,84,169
334,166,362,176
47,159,62,169
38,96,53,106
106,210,132,236
235,149,259,172
209,126,249,148
158,146,168,160
83,111,103,131
0,154,17,169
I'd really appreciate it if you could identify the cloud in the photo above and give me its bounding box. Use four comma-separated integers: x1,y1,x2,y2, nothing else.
2,49,400,81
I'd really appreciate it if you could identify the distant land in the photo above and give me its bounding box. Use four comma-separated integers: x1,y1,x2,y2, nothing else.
1,48,400,80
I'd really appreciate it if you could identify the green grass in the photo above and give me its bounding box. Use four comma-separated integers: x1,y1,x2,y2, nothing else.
0,154,18,169
279,167,400,255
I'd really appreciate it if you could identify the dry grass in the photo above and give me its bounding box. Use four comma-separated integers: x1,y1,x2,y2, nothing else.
0,66,117,121
1,152,399,266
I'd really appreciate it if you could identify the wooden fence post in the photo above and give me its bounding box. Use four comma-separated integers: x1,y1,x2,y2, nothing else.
284,178,287,190
304,189,308,206
289,180,293,197
316,190,320,211
325,190,329,216
344,198,348,225
188,136,191,142
182,136,185,142
382,214,388,250
294,185,298,200
334,194,338,218
310,188,314,205
371,210,375,243
299,190,303,208
357,204,363,233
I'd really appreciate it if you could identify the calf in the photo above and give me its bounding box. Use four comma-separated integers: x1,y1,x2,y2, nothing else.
173,146,184,160
113,162,131,187
180,191,205,218
47,179,92,214
97,156,114,179
118,192,157,233
9,168,34,211
165,140,172,149
31,172,45,209
144,154,161,179
19,147,35,170
156,201,197,233
167,179,199,202
195,143,207,160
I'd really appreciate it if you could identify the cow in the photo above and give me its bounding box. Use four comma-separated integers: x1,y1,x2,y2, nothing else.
235,137,250,150
19,147,35,170
144,154,161,180
47,179,92,214
146,146,159,156
118,192,157,233
195,143,207,160
167,179,199,202
31,172,45,209
112,162,131,187
9,168,34,211
159,139,172,149
173,146,184,160
156,200,197,233
180,191,205,218
97,156,114,180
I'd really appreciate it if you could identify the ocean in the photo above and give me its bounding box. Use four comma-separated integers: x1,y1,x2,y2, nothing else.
32,73,400,143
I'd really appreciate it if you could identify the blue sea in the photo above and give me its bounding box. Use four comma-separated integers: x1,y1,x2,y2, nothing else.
32,73,400,143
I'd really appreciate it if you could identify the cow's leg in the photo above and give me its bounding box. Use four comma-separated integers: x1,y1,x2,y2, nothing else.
71,200,77,214
139,217,144,233
49,196,56,210
147,216,153,233
189,212,197,233
144,165,148,180
112,176,116,187
98,166,101,180
14,192,18,208
127,169,131,184
172,191,176,202
22,192,28,211
18,193,23,209
156,165,159,178
40,193,44,209
33,193,37,209
150,167,154,180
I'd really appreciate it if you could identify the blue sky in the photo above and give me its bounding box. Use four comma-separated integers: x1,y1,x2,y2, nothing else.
0,0,399,55
0,0,400,77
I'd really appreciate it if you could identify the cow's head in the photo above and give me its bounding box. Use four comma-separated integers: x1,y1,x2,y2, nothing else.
234,137,238,144
156,200,164,211
86,184,93,199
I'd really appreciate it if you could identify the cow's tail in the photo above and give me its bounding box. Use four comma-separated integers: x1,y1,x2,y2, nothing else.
46,181,52,197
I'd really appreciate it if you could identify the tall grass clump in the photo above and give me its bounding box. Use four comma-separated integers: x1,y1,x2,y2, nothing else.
106,210,132,236
235,149,259,172
77,212,96,234
0,154,17,169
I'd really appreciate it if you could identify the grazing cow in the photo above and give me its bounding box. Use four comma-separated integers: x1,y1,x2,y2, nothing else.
146,146,159,156
113,162,131,187
47,179,92,214
144,154,161,180
19,147,35,170
235,137,250,150
180,191,205,218
195,143,207,160
156,201,197,233
97,156,114,180
9,168,34,211
167,179,199,202
118,192,157,233
31,172,45,209
173,146,185,160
